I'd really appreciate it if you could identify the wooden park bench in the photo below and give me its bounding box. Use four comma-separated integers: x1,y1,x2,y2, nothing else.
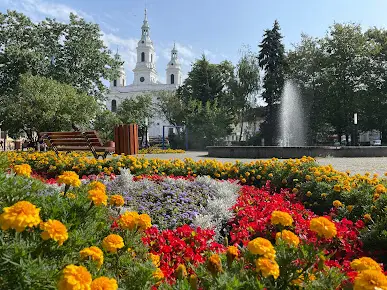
39,131,115,159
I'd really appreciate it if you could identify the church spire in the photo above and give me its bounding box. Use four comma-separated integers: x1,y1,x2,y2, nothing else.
141,8,150,40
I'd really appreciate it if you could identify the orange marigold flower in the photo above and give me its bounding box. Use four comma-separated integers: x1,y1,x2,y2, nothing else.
14,164,32,177
149,253,160,267
109,195,125,207
40,219,68,246
137,213,152,230
119,211,139,230
0,201,41,232
333,184,341,192
89,181,106,193
375,184,387,194
207,254,222,275
306,191,312,197
347,205,354,212
153,268,164,281
226,246,239,266
91,277,118,290
364,214,372,222
353,270,387,290
333,200,343,208
58,264,92,290
88,189,108,206
255,257,280,279
57,171,81,187
247,237,276,259
270,210,293,227
276,230,300,247
310,217,337,239
102,234,124,253
175,264,188,279
350,257,382,272
80,246,104,268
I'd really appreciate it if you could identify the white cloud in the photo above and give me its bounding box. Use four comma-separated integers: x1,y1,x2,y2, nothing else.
101,33,138,78
3,0,92,22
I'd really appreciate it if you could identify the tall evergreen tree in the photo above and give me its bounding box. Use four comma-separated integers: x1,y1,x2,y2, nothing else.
258,20,286,145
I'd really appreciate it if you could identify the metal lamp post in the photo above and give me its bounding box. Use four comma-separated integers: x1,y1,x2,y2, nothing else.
354,113,358,146
144,117,149,148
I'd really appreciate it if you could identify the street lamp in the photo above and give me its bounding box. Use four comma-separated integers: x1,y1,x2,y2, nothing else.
354,113,358,146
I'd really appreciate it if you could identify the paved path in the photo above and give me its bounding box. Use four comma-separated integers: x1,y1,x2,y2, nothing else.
136,151,387,176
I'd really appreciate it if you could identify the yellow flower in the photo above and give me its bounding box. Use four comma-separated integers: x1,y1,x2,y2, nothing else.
66,192,77,199
321,193,327,198
333,184,341,192
58,264,92,290
226,246,239,266
364,214,372,221
109,195,125,207
102,234,124,253
270,210,293,227
149,253,160,267
276,230,300,247
80,246,104,268
91,277,118,290
40,219,68,246
89,181,106,193
207,254,222,275
88,189,108,206
310,217,337,239
255,257,280,279
119,211,139,230
138,213,152,230
175,264,188,279
153,268,164,281
375,184,387,194
306,191,312,197
333,200,343,208
353,270,387,290
14,164,32,177
247,237,276,259
57,171,81,187
351,257,382,272
347,205,354,212
0,201,41,232
189,274,198,290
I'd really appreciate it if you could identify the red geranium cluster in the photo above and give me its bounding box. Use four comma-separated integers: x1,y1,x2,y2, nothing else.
143,225,225,280
229,185,365,273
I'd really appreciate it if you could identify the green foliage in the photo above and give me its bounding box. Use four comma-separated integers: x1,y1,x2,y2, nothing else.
258,20,286,145
0,174,158,289
117,94,154,141
0,154,8,173
0,10,121,100
0,73,98,140
92,109,122,143
287,23,387,144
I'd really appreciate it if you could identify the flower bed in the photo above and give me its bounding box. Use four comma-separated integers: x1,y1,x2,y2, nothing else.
1,155,387,289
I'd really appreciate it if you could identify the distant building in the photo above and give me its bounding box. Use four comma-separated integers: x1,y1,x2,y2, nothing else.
105,9,182,138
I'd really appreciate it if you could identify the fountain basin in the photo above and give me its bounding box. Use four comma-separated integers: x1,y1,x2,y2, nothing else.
207,146,387,159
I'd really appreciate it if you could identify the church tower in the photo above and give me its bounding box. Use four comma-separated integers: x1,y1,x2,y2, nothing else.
111,51,126,88
166,43,182,86
133,9,158,85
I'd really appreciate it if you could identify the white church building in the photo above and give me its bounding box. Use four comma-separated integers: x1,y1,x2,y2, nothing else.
105,9,182,137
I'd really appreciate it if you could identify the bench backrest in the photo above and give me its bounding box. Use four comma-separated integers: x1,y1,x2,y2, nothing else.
39,131,103,147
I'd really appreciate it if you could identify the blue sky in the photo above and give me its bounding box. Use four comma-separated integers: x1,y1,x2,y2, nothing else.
1,0,387,84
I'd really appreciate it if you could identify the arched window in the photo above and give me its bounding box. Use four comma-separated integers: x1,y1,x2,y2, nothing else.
170,74,175,84
151,54,153,62
122,79,125,86
141,52,145,62
111,100,117,112
113,80,117,87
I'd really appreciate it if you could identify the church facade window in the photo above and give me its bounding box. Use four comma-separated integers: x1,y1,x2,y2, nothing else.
140,76,145,82
171,74,175,84
141,52,145,62
111,100,117,112
122,79,125,86
113,80,117,86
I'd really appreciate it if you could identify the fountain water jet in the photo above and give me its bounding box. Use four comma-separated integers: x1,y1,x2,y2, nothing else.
279,80,306,146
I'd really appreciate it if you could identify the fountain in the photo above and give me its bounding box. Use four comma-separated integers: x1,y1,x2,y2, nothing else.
279,80,306,147
208,81,387,158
